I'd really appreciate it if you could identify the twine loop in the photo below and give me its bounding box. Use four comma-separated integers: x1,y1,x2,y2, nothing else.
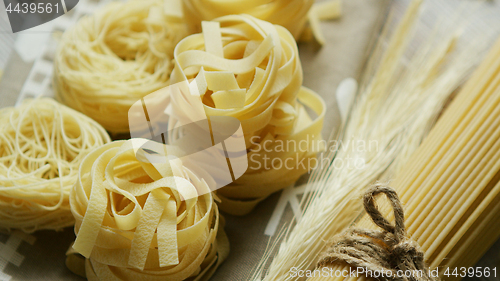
317,185,438,281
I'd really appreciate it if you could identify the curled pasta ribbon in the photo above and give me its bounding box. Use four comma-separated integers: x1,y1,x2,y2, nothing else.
181,0,342,45
68,140,228,281
0,98,110,232
169,15,326,215
54,0,189,134
217,87,325,215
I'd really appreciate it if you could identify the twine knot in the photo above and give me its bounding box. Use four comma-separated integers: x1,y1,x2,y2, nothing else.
317,185,438,281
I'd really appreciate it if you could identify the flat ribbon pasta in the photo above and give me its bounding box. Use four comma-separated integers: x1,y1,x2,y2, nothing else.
216,87,325,215
0,98,110,232
182,0,314,40
169,15,326,215
181,0,342,45
68,140,228,281
54,0,189,134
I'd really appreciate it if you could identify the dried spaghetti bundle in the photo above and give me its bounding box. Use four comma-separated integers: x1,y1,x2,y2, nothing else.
169,15,325,215
253,0,500,279
68,139,228,281
54,0,188,133
0,98,110,232
309,36,500,281
182,0,314,40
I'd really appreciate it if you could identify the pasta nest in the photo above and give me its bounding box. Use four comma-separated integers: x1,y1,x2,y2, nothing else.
69,139,228,281
0,98,110,232
168,15,326,215
182,0,314,40
54,0,188,133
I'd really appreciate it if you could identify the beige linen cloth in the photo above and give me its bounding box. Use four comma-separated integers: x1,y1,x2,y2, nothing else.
0,0,498,280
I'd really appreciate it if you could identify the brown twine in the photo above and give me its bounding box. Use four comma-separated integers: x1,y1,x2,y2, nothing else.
317,185,438,281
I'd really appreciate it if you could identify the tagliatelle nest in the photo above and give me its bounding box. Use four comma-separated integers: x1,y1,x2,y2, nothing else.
67,139,229,281
168,15,326,215
182,0,314,40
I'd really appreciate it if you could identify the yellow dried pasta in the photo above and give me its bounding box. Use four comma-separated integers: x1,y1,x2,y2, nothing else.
308,36,500,281
182,0,342,45
182,0,314,40
68,139,228,281
0,98,110,232
54,0,189,134
169,15,326,215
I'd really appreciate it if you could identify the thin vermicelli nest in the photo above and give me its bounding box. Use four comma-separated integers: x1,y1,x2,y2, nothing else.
54,0,189,133
0,98,110,233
